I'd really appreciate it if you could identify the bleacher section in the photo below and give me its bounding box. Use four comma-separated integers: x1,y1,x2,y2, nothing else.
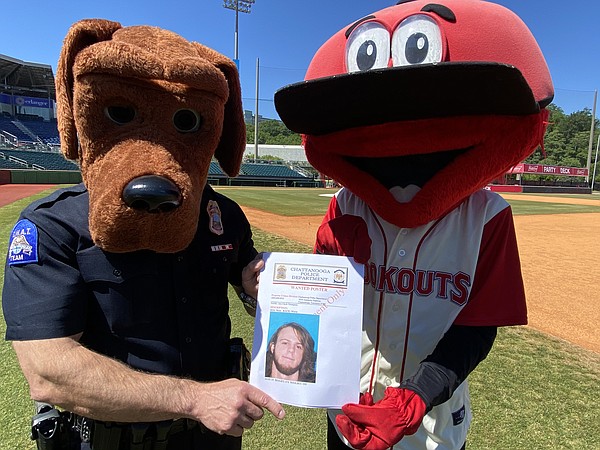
0,116,60,146
240,163,306,178
206,160,319,187
209,161,225,176
0,157,27,169
0,151,320,187
0,149,78,170
19,118,60,145
0,116,33,143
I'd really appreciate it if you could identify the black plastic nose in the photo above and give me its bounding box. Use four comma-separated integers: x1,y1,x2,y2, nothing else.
122,175,181,213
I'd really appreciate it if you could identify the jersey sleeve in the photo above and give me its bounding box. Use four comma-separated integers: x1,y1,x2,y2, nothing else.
314,195,341,253
314,196,372,264
454,206,527,326
3,217,88,340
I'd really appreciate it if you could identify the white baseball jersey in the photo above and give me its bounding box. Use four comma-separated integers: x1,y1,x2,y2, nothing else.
322,186,527,450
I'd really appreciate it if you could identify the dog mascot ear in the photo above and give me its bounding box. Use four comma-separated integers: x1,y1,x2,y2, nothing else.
191,42,245,177
56,19,121,161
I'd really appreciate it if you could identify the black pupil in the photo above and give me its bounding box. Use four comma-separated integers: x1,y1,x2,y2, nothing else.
174,110,200,132
406,32,429,64
357,40,378,71
107,106,135,124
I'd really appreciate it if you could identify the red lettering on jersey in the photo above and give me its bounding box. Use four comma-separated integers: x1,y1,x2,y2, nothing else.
435,272,453,299
377,265,399,293
397,268,415,295
416,270,435,296
368,264,471,307
450,272,471,306
368,262,377,288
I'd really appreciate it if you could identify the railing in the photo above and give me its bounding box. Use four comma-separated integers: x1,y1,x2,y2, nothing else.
7,156,29,167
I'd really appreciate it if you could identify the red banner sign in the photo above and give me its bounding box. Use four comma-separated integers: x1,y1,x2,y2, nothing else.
508,164,589,177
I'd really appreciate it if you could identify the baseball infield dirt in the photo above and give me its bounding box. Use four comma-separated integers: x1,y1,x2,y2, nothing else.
240,196,600,355
1,185,598,354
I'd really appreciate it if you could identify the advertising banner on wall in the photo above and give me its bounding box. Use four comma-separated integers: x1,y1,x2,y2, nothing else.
509,163,589,177
0,93,52,109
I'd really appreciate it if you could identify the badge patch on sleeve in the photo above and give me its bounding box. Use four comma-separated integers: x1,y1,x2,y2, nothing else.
452,405,466,426
8,219,38,266
207,200,224,235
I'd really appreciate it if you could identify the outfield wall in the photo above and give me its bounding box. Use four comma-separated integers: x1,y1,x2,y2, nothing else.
0,169,82,184
488,184,592,194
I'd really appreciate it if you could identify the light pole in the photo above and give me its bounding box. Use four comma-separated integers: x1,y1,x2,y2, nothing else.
592,133,599,191
223,0,255,66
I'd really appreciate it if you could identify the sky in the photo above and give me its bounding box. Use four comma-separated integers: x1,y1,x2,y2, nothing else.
3,0,599,120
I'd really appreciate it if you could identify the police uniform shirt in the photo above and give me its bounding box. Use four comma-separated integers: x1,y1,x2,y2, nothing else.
3,183,257,382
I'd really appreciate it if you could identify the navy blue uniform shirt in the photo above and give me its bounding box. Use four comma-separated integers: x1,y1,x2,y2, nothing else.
3,183,257,382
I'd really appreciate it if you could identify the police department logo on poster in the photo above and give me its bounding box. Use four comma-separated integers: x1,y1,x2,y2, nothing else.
272,263,348,288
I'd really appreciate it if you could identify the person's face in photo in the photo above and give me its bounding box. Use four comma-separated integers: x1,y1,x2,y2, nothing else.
271,326,305,376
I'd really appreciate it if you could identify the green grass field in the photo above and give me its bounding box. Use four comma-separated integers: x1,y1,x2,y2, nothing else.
215,186,600,217
1,187,599,449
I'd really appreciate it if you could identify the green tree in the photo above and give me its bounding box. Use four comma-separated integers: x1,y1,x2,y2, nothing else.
246,120,301,145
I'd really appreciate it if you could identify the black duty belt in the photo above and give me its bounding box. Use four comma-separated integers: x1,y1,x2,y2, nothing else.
86,417,199,450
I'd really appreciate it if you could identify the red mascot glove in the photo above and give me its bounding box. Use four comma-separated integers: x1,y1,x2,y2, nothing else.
315,215,371,264
336,388,427,450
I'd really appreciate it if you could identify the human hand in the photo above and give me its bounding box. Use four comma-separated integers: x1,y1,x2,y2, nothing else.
194,378,285,437
315,215,371,264
336,388,426,450
241,253,264,299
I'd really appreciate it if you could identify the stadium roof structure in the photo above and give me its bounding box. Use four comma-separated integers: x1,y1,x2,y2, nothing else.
0,54,55,99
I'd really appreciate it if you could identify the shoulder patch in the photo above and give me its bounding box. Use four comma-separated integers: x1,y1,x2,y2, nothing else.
8,219,38,266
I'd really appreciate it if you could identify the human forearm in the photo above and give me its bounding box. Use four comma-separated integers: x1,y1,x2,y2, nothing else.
13,337,285,434
14,336,194,422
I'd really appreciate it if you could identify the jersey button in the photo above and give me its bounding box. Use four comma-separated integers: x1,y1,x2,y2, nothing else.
400,229,408,236
185,337,192,344
384,378,392,386
181,297,187,303
389,343,397,350
398,249,406,257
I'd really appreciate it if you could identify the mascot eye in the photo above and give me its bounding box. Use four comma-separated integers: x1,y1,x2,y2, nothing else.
391,15,443,66
346,22,390,73
105,105,136,124
173,109,203,133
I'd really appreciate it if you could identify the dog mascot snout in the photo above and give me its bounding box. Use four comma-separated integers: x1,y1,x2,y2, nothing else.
122,175,182,213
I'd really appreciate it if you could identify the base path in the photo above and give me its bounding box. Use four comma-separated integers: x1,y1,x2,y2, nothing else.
241,202,600,354
0,184,57,208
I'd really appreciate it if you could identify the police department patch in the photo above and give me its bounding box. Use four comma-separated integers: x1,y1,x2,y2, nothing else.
8,219,38,266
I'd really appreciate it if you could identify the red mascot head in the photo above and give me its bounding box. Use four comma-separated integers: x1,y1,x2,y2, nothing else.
275,0,553,227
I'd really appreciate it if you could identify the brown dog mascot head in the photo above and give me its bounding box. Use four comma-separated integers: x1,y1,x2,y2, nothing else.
55,19,245,253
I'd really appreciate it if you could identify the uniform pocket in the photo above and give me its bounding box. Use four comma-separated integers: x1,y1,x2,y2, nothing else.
76,247,163,333
76,246,158,283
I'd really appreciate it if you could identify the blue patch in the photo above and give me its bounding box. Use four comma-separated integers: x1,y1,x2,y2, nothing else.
7,219,38,266
452,405,466,426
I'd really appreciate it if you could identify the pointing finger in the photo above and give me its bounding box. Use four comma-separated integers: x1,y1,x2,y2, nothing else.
248,386,285,420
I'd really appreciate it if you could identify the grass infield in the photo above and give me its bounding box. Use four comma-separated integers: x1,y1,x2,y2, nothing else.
0,187,598,449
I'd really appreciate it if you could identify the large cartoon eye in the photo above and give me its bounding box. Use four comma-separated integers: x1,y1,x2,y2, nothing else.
391,15,443,66
346,22,390,73
173,109,203,133
105,105,136,125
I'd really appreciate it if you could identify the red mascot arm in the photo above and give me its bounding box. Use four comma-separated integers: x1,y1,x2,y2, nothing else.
315,214,372,264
